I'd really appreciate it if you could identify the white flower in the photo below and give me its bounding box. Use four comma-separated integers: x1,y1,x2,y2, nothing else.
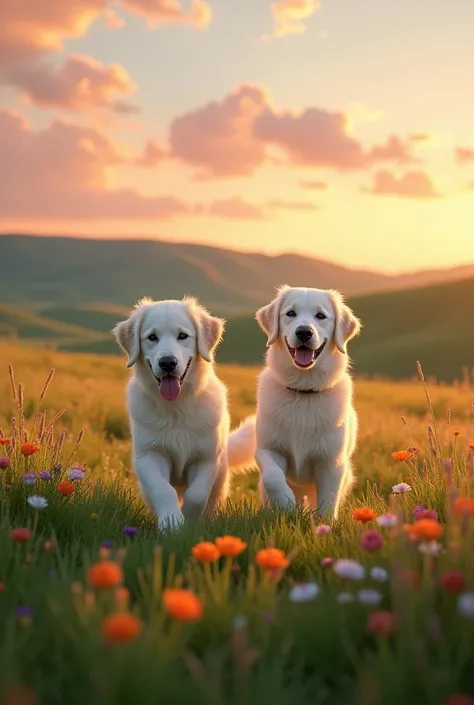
27,495,48,510
337,592,355,604
333,559,365,581
289,582,320,602
418,541,442,556
357,588,383,605
370,567,389,583
458,592,474,618
376,513,398,528
392,482,412,494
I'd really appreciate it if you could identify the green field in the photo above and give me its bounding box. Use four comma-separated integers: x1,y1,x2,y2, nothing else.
1,343,474,704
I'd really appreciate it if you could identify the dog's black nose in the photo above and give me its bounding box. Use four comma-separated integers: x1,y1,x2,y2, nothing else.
159,355,178,373
295,325,314,344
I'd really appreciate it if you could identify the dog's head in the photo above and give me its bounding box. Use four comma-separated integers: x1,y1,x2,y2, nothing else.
256,286,361,371
112,297,224,401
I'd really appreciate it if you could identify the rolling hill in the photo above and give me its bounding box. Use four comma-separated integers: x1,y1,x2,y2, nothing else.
3,233,474,315
2,276,474,383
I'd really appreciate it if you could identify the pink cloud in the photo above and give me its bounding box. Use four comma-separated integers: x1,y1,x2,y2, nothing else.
272,0,321,37
362,169,441,199
121,0,212,27
134,139,169,166
299,179,328,190
204,197,267,220
455,147,474,165
268,199,319,211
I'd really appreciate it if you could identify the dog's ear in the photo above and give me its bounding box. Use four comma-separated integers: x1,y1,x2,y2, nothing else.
329,290,362,354
255,286,288,347
187,299,225,363
112,304,147,367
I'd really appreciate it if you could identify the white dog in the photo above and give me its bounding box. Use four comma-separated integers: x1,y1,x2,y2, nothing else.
254,286,362,521
113,296,255,531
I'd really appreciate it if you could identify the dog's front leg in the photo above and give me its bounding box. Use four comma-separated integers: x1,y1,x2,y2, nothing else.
315,463,351,522
135,450,184,531
255,449,295,509
182,460,219,521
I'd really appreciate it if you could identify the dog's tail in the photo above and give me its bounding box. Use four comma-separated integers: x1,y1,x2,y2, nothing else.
228,415,256,470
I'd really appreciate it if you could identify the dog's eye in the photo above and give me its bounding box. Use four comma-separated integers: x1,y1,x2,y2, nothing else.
178,332,189,341
315,312,327,320
286,310,297,318
147,333,158,342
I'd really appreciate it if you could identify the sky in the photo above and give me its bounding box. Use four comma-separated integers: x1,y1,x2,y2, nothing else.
1,0,474,273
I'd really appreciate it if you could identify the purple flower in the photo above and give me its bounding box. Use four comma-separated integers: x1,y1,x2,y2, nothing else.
361,530,383,552
413,504,438,521
40,470,52,481
54,464,62,473
23,473,37,486
122,526,139,537
413,504,427,519
14,605,34,618
0,456,10,470
68,467,85,481
101,540,113,549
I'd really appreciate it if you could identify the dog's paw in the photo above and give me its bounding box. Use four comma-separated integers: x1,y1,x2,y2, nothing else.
158,511,185,532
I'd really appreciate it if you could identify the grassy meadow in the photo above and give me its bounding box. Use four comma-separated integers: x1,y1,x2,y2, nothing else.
1,342,474,704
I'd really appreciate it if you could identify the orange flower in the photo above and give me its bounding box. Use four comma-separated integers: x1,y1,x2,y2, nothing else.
101,613,142,643
21,442,39,457
191,542,221,563
353,507,376,523
87,561,123,589
404,519,443,541
391,450,414,462
9,528,32,543
453,497,474,517
0,437,10,446
367,610,397,636
57,481,75,496
163,589,203,621
255,548,290,571
115,587,130,605
214,536,247,557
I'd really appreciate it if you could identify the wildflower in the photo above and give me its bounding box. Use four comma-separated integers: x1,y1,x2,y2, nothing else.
413,505,438,521
367,610,397,636
0,437,10,446
21,442,39,457
27,496,48,510
115,587,130,605
353,507,376,523
320,557,333,568
54,464,62,472
441,571,466,594
91,513,98,520
457,592,474,618
68,467,85,481
43,539,55,552
163,589,203,621
404,518,443,542
358,589,383,605
443,696,474,705
0,456,10,470
39,470,51,480
23,473,37,486
102,613,143,643
361,530,383,552
337,592,355,604
289,582,319,602
122,526,139,537
376,513,398,528
192,542,221,563
255,548,290,571
453,497,474,518
14,605,34,626
392,482,412,494
0,582,5,591
391,450,414,462
57,481,75,496
314,524,331,535
214,536,247,557
333,559,365,581
102,540,113,549
419,541,442,556
9,528,32,543
370,567,389,583
88,561,123,589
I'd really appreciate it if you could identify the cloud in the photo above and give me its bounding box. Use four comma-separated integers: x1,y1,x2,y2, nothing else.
168,84,415,178
409,133,432,143
362,169,441,199
7,55,139,112
134,139,169,167
268,199,319,211
121,0,212,27
204,197,266,220
299,179,328,190
455,146,474,165
271,0,321,37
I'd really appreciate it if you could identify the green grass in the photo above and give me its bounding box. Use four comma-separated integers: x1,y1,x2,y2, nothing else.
1,344,474,703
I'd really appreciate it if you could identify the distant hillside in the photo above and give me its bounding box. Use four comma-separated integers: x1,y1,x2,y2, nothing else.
3,276,474,383
3,233,474,314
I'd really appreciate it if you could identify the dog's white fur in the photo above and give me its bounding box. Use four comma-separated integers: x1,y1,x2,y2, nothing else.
113,297,255,531
254,286,362,521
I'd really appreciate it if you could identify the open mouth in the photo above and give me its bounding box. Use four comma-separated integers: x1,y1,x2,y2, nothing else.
148,358,192,401
285,339,327,368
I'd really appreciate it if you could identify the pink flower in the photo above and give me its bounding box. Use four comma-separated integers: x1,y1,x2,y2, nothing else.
361,530,383,552
0,456,10,470
315,524,331,535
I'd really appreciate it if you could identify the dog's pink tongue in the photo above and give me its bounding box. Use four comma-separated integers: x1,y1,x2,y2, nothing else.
159,376,181,401
295,346,314,366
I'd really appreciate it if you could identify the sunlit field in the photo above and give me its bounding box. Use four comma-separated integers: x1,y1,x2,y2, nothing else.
1,342,474,705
